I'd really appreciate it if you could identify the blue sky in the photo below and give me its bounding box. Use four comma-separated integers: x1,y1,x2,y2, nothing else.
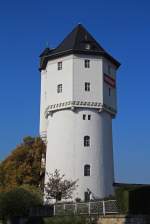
0,0,150,184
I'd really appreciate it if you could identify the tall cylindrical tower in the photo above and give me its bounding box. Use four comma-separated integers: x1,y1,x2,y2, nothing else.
39,24,120,201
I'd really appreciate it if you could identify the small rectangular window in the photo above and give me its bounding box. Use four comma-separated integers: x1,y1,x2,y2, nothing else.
58,61,62,70
83,114,86,120
84,59,90,68
85,43,91,50
88,115,91,120
84,136,90,147
57,84,62,93
85,82,90,91
84,164,90,176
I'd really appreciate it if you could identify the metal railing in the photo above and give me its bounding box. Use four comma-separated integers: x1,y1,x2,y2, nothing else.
29,200,119,217
54,200,119,216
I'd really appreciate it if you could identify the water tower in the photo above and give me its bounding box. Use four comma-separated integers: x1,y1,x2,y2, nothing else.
39,24,120,201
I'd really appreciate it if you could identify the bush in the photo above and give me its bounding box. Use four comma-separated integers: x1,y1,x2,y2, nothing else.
115,186,150,214
0,185,43,220
115,187,129,213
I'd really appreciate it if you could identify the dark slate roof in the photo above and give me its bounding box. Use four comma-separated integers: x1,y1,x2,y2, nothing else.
114,183,150,188
40,48,51,57
39,24,120,70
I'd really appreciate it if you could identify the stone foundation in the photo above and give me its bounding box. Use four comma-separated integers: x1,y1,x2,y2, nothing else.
97,215,150,224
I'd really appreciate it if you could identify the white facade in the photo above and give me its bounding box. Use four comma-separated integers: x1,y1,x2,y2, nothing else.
40,54,118,201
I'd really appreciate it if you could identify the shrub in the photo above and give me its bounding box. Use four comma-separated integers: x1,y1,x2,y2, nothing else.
0,185,43,220
115,187,129,213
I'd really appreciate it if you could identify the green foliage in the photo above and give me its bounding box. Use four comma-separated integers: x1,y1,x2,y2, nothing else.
115,187,129,213
0,185,43,219
45,169,78,202
115,186,150,214
44,216,86,224
0,136,46,192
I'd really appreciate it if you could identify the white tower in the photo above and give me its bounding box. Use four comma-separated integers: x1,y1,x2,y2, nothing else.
39,24,120,201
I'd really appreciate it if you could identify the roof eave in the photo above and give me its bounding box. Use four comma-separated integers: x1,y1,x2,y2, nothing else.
39,49,120,71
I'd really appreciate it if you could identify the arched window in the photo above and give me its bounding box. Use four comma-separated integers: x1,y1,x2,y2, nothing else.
84,136,90,147
84,164,90,176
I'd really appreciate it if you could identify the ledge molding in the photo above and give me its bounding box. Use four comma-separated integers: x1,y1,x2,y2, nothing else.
44,101,117,118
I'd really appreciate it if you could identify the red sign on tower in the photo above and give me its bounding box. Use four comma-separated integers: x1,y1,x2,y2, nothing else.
104,74,116,88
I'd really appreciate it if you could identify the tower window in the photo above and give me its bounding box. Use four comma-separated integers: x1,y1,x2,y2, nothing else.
84,136,90,147
85,43,91,50
57,84,62,93
84,164,90,176
85,82,90,91
83,114,86,120
84,59,90,68
83,114,91,120
88,115,91,120
58,61,62,70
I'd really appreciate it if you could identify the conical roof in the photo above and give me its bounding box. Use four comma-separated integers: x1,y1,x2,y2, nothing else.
40,24,120,70
53,24,106,53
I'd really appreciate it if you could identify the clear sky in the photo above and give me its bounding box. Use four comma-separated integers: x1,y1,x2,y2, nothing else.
0,0,150,184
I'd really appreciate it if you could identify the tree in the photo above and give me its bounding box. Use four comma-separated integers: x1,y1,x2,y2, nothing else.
45,169,78,202
0,136,46,192
0,185,43,221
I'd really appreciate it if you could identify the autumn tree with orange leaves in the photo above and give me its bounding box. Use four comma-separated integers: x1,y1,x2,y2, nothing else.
0,136,46,192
